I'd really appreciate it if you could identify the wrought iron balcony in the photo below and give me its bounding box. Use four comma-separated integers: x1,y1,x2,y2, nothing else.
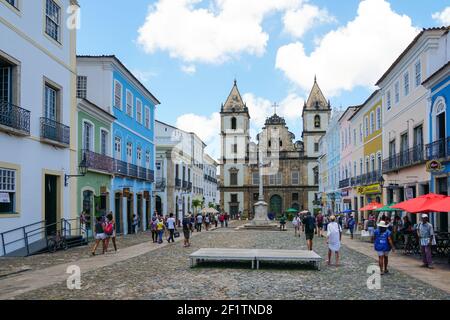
426,138,450,160
156,178,166,191
182,180,188,189
112,159,153,182
352,171,382,186
383,145,425,174
175,178,182,188
138,166,147,180
339,178,350,188
0,102,30,135
40,117,70,146
113,159,128,176
82,149,114,173
188,182,192,191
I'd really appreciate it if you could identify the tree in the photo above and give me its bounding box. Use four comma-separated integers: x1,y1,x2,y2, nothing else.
192,199,202,215
208,202,215,208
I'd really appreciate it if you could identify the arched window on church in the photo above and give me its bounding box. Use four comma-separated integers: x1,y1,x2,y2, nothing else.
314,115,321,128
231,117,237,130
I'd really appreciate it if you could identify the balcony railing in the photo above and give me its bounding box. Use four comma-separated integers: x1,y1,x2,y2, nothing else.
187,182,192,191
350,171,382,187
111,159,154,182
175,178,181,188
339,178,350,188
156,178,166,191
426,138,450,160
82,149,114,173
0,102,30,135
383,145,425,174
40,117,70,146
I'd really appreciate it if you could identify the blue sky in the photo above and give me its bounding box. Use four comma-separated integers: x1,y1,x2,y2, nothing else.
77,0,450,159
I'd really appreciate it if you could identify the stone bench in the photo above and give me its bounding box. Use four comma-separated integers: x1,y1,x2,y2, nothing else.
189,248,322,270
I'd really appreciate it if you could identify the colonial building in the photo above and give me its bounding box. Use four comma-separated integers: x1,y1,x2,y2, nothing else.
0,0,79,255
155,120,218,221
220,79,330,218
379,27,449,226
77,55,159,235
423,61,450,232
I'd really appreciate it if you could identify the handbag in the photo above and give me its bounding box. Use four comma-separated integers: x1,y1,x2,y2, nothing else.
174,230,180,238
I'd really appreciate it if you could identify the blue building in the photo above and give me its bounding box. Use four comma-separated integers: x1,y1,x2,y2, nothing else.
424,61,450,232
77,56,160,235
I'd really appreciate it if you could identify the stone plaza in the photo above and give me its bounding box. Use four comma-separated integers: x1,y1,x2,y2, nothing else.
0,221,449,300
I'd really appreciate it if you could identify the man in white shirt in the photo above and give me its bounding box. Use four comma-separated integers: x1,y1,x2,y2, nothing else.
166,213,176,243
417,214,435,269
196,214,203,232
327,215,342,266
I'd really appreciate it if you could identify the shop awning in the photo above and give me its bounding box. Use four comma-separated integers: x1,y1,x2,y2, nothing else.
391,193,447,213
359,202,383,211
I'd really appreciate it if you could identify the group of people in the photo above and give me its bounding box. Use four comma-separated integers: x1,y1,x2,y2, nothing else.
90,212,118,256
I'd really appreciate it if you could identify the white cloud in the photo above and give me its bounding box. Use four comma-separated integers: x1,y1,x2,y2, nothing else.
181,64,197,74
275,0,419,96
176,112,221,160
283,4,336,38
432,7,450,25
131,69,156,83
137,0,306,64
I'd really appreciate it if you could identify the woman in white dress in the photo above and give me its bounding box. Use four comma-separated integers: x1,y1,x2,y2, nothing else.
326,215,342,266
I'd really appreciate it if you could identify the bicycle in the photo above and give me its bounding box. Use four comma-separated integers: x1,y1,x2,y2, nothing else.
47,231,68,253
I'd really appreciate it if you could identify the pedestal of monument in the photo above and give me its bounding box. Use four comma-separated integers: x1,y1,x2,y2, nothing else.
241,200,279,230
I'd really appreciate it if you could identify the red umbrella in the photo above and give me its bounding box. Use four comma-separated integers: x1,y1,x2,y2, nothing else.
391,193,447,213
419,196,450,212
360,202,383,211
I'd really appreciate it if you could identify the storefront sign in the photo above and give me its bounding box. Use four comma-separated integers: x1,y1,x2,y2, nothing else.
357,184,381,195
123,188,130,197
341,190,349,197
0,193,10,203
100,186,108,195
144,191,150,200
426,160,444,173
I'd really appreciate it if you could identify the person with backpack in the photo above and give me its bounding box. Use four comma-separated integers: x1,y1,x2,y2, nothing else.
182,214,193,247
373,221,395,275
105,212,117,252
204,214,211,231
302,211,316,251
347,214,356,239
91,216,106,256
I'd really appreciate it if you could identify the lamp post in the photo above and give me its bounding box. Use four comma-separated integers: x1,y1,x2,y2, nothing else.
65,157,88,187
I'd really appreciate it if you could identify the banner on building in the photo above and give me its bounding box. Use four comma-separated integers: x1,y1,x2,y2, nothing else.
0,193,10,203
426,160,444,173
357,184,381,195
405,187,414,200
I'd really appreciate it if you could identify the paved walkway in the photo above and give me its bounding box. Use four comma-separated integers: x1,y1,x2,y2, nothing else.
0,223,230,300
341,235,450,294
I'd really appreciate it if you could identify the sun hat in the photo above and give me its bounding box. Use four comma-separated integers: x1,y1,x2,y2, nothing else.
330,215,336,221
377,221,389,228
421,214,428,218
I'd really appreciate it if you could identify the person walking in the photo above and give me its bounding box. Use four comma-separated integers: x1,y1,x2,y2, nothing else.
166,213,176,243
224,212,229,228
303,212,316,251
196,213,203,232
106,212,117,252
204,214,211,231
132,214,139,234
326,216,342,266
367,213,376,241
182,214,193,247
214,213,218,228
347,214,356,239
292,214,301,237
219,213,225,227
417,214,435,269
373,221,395,275
156,216,165,244
150,217,158,243
91,216,106,256
316,211,324,237
279,213,287,231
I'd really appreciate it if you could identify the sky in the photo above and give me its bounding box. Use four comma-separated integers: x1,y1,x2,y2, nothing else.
76,0,450,160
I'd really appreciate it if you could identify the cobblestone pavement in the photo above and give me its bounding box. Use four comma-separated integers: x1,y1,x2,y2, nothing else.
12,224,450,300
0,230,156,276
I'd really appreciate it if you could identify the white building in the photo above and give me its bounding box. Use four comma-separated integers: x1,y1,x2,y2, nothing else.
155,120,218,221
0,0,79,256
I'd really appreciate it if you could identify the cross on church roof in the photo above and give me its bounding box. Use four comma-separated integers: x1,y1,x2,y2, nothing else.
272,102,279,115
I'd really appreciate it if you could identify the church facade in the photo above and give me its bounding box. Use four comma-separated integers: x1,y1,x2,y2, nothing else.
219,79,331,218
